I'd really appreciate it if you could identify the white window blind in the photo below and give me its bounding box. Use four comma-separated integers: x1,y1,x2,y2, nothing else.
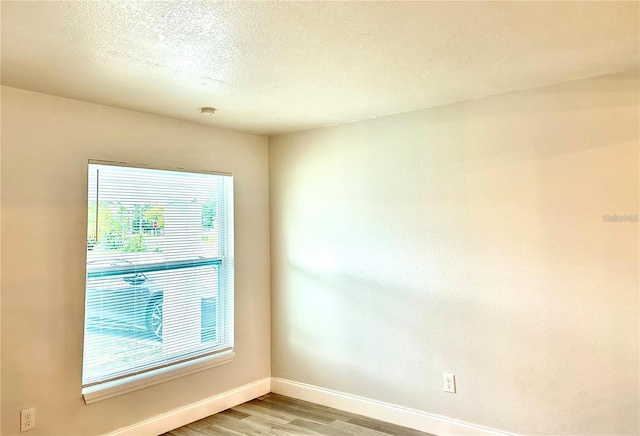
82,161,234,389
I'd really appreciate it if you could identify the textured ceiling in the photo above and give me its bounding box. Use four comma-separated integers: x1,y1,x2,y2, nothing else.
2,1,638,136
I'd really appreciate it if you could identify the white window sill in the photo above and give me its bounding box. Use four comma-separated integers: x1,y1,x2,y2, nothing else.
82,349,235,404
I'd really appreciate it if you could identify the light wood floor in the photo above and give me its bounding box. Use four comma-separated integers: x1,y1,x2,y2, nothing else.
161,393,435,436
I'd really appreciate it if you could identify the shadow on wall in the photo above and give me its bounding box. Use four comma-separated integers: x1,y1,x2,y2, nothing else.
279,241,638,433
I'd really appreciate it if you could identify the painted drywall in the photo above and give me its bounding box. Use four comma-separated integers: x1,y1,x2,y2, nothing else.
0,86,271,436
269,72,639,435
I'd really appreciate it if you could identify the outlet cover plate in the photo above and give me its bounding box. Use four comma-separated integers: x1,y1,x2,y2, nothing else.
443,373,456,393
21,408,36,432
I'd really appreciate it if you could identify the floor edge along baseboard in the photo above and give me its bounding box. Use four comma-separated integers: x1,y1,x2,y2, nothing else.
270,377,514,436
105,378,271,436
106,377,514,436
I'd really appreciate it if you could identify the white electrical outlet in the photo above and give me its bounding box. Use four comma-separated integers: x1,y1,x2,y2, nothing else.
21,408,36,432
443,373,456,393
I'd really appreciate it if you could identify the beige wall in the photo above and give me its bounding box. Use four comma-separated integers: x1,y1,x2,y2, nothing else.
0,87,271,435
269,72,639,435
2,72,638,436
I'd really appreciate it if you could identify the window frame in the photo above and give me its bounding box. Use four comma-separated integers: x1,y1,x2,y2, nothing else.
81,160,235,403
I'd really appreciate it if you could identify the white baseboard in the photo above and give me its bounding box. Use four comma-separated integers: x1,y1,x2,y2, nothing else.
105,377,513,436
270,377,514,436
105,377,271,436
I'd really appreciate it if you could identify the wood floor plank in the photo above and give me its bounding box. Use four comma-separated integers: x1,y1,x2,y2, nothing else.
195,425,245,436
185,415,238,433
238,415,318,436
289,418,361,436
257,394,357,422
347,417,435,436
242,414,328,436
235,401,303,423
232,403,293,425
167,426,214,436
241,415,280,429
253,399,336,425
219,408,251,420
205,413,265,435
267,422,325,436
328,420,397,436
164,394,434,436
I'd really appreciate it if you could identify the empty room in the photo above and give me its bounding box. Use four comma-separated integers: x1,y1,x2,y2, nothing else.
1,1,638,436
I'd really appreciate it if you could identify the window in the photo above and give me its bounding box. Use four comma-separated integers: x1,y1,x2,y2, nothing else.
82,161,234,402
